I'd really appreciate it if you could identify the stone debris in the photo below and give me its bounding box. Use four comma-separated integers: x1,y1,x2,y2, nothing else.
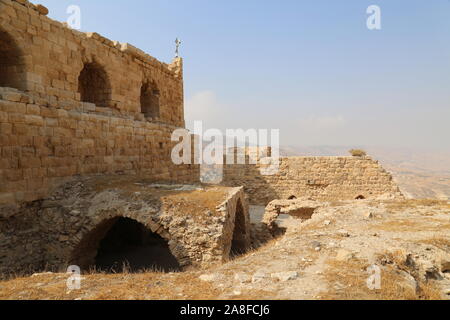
335,249,355,262
252,271,268,283
271,271,299,282
234,273,251,284
199,274,221,282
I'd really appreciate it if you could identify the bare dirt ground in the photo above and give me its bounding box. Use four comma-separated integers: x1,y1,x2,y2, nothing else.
1,199,449,300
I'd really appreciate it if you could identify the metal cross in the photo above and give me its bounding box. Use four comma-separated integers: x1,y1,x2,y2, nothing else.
175,38,181,57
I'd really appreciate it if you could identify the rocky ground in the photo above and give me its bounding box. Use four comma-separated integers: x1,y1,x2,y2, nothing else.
1,199,449,300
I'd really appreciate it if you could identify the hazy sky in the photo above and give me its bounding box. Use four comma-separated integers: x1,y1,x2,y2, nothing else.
39,0,450,150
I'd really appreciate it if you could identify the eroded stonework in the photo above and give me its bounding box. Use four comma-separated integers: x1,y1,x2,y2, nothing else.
223,154,404,205
0,0,193,205
0,176,250,274
0,0,405,277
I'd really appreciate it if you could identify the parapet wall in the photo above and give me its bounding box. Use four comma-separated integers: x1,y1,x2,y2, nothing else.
0,0,184,126
0,0,196,204
223,156,403,205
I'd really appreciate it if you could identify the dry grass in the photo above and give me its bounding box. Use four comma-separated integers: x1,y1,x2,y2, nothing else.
0,238,282,300
385,199,450,212
162,188,229,218
349,149,367,157
419,237,450,251
0,269,281,300
320,256,442,300
373,218,450,232
375,250,443,300
0,271,226,300
84,175,231,218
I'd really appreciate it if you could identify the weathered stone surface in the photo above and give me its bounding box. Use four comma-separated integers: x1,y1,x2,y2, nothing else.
271,271,299,282
262,199,321,232
441,259,450,273
222,148,404,205
0,176,251,274
335,249,355,262
0,0,188,205
252,271,268,283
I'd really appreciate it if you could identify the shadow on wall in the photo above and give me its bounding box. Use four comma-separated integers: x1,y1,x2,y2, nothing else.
95,218,180,273
78,61,112,108
230,198,248,258
140,80,160,119
0,28,26,91
223,162,280,206
69,217,181,274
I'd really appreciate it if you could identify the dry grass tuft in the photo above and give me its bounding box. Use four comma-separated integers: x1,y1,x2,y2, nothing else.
385,199,450,211
0,271,226,300
320,254,443,300
349,149,367,157
373,218,450,232
419,237,450,251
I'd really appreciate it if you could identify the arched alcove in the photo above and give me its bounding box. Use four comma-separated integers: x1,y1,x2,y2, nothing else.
140,81,160,118
0,29,26,90
70,217,180,273
78,62,111,108
230,199,248,258
356,195,366,200
288,195,297,200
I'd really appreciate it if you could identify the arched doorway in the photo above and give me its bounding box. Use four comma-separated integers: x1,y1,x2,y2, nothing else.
230,199,248,257
356,195,366,200
288,195,297,200
0,29,25,90
140,81,160,118
71,217,180,273
78,62,111,108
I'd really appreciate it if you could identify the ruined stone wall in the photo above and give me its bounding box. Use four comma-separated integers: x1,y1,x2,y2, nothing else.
223,156,404,205
0,0,197,204
0,0,184,125
0,89,198,205
0,177,250,275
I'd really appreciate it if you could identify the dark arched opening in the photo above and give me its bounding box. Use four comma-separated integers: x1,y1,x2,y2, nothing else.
288,195,297,200
140,81,160,118
356,195,366,200
0,29,26,90
78,62,111,108
71,217,180,273
230,199,247,258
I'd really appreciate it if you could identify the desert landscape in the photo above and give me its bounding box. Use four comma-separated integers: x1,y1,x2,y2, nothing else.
0,0,449,303
1,199,449,300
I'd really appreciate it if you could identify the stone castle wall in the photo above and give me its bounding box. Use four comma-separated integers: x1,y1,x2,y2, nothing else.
0,0,184,125
222,156,403,205
0,0,197,204
0,0,403,207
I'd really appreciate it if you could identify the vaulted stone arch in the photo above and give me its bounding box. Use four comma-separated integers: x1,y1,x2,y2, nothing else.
140,80,160,119
67,209,182,272
0,28,26,90
0,177,250,275
69,215,180,272
78,61,111,108
230,198,248,257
